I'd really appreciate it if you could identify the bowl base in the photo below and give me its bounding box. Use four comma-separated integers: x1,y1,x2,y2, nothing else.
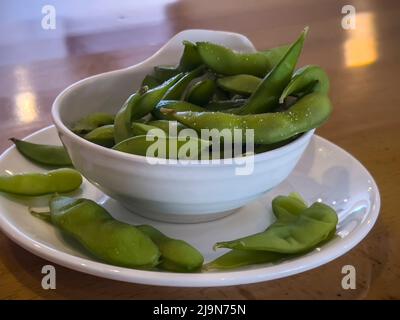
121,204,239,223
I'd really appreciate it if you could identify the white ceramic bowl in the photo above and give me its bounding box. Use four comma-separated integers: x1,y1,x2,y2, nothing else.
52,29,315,223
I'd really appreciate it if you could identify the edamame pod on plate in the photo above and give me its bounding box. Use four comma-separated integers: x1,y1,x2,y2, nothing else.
0,168,82,196
10,138,72,167
206,249,284,270
215,202,338,253
137,225,204,272
41,196,160,268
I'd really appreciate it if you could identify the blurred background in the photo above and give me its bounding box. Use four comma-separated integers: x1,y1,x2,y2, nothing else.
0,0,399,299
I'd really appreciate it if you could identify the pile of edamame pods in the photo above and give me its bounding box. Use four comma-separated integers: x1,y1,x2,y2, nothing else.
69,27,332,158
0,27,338,272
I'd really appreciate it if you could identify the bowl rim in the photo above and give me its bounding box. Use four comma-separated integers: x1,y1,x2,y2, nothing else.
51,29,316,168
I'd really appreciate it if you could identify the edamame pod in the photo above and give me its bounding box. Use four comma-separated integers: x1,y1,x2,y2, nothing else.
112,135,211,160
114,88,145,144
205,99,247,111
114,74,182,143
0,168,82,196
279,65,330,103
131,122,163,136
152,41,203,82
216,75,261,96
71,113,115,134
137,225,204,272
196,42,290,77
166,92,332,145
215,202,338,253
47,196,160,268
153,100,206,120
84,124,115,147
272,192,308,223
146,120,187,136
206,250,284,270
163,66,205,100
10,138,72,167
141,74,161,89
186,79,216,106
236,28,308,114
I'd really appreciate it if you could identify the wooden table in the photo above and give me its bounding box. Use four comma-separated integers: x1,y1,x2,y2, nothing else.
0,0,399,299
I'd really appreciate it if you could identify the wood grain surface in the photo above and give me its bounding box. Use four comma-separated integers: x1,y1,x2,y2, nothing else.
0,0,399,299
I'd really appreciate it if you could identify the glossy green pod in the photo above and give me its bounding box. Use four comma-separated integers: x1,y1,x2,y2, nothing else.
279,65,330,103
196,42,290,77
11,138,72,167
206,250,284,270
167,92,332,145
48,196,160,268
235,28,308,114
112,135,211,160
152,100,206,120
137,225,204,272
84,125,115,147
186,79,216,106
71,113,115,134
0,168,82,196
215,202,338,253
216,75,261,96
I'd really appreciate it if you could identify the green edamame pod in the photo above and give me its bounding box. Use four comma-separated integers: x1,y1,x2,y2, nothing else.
131,122,164,136
10,138,72,167
146,120,187,136
216,75,261,96
272,192,308,223
206,250,284,270
178,40,203,72
114,88,146,144
163,66,205,100
141,74,161,89
46,196,160,268
186,79,216,106
261,44,290,66
167,92,332,145
112,135,211,160
236,28,308,114
153,65,178,82
152,41,203,82
0,168,82,196
71,113,115,134
205,99,247,111
196,42,290,77
114,74,182,143
215,202,338,253
152,100,206,120
279,65,330,103
137,225,203,272
253,135,300,154
84,125,115,148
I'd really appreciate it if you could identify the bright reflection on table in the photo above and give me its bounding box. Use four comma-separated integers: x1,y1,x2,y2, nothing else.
344,12,378,68
13,66,39,124
14,91,38,124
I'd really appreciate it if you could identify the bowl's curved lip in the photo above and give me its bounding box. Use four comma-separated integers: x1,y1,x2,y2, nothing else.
52,29,315,167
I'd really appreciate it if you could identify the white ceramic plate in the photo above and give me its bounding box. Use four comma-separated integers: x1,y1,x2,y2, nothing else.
0,126,380,287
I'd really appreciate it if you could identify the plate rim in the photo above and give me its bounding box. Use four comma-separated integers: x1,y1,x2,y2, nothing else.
0,125,381,287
